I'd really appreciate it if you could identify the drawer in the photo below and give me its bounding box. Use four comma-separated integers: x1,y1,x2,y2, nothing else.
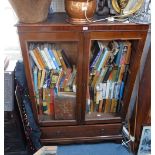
41,123,122,139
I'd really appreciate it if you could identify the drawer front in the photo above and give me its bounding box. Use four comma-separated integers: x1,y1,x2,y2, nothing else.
41,124,122,139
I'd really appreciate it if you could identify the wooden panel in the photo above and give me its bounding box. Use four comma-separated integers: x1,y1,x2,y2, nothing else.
130,45,151,152
40,124,122,139
41,135,123,145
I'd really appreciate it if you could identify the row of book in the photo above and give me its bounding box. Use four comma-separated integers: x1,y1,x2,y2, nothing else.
29,43,71,71
87,40,131,113
29,43,77,117
29,43,77,91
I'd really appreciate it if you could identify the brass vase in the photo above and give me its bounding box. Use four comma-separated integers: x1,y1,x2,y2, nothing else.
65,0,97,24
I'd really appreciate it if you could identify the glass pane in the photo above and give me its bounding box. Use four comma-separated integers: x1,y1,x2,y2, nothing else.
86,40,132,120
28,42,77,121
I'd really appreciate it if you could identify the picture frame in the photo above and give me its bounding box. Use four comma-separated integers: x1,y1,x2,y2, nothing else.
112,0,144,16
137,126,151,155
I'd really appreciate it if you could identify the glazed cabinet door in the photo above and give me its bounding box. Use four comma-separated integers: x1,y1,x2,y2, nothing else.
82,29,148,125
18,30,83,126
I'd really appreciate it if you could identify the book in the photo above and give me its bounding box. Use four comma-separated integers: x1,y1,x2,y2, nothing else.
98,99,103,112
39,45,52,70
33,66,38,94
50,72,59,88
40,69,46,88
91,71,100,87
48,47,60,70
114,82,121,100
33,48,45,70
38,88,43,115
29,50,42,70
42,88,48,114
90,49,102,70
118,65,125,82
90,41,101,67
44,46,56,70
95,83,102,105
54,92,76,120
104,99,111,113
122,65,129,84
57,50,67,71
102,66,113,82
44,88,51,115
124,41,132,64
52,49,62,67
110,99,118,113
97,67,108,84
61,50,71,69
62,68,72,88
97,48,109,72
38,70,42,89
114,42,124,66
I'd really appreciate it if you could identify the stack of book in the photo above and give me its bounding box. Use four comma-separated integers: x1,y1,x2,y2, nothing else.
87,40,132,113
29,43,76,119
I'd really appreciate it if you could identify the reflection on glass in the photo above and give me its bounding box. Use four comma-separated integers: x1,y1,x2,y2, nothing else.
28,42,77,121
129,0,151,24
86,40,132,120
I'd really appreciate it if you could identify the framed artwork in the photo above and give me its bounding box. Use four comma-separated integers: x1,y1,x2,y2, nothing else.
137,126,151,155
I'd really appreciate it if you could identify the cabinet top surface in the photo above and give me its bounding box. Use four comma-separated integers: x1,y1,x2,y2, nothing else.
17,13,149,32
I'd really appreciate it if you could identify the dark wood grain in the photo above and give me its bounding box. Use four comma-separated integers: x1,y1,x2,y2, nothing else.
130,45,151,153
17,13,149,144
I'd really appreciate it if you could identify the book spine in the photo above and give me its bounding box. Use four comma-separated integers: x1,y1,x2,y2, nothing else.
61,50,71,68
118,65,125,82
38,88,43,115
33,66,38,94
102,66,113,82
33,48,45,70
98,100,103,112
115,42,124,66
40,69,46,88
110,99,118,113
44,47,56,70
48,48,60,70
53,49,62,67
39,48,51,70
97,48,109,72
90,49,102,69
37,70,42,89
57,50,67,72
42,88,48,114
125,42,132,64
29,50,42,70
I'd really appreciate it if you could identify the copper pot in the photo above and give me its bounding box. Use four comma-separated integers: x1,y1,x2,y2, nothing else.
65,0,96,24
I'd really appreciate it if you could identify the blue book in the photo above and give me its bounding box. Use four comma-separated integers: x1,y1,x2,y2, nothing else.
115,42,124,66
97,48,108,72
119,81,124,100
33,66,38,94
48,48,60,70
90,49,102,69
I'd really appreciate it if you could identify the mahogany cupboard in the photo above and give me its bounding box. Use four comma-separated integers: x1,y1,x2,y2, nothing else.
17,13,149,145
